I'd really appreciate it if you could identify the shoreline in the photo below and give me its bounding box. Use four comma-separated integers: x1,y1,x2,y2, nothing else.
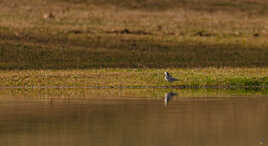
0,85,268,89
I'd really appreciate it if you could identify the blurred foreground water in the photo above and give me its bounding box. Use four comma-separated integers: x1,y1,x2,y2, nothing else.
0,88,267,146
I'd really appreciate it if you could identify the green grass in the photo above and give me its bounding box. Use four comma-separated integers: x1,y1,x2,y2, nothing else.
1,0,268,88
1,68,268,88
1,35,268,69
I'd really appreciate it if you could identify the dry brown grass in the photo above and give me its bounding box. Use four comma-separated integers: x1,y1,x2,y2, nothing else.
1,0,268,69
1,0,268,35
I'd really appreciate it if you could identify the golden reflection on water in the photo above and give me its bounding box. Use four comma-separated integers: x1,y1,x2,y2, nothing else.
0,94,267,146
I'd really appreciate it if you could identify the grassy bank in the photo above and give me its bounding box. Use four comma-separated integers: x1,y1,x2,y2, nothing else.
1,68,268,88
1,0,268,87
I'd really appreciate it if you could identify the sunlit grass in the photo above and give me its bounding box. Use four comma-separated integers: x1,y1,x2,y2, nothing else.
1,68,268,88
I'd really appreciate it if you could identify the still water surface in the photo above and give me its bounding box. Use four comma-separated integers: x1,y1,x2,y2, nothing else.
0,92,267,146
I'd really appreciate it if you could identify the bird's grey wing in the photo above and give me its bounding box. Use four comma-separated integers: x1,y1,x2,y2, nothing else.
171,77,178,81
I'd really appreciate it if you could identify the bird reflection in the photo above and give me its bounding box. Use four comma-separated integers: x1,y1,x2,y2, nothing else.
164,92,177,106
260,137,264,145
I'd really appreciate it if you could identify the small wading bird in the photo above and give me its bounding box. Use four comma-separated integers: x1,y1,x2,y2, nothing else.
164,72,178,82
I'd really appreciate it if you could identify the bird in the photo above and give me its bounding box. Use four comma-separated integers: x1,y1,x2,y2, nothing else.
164,92,177,106
164,72,178,82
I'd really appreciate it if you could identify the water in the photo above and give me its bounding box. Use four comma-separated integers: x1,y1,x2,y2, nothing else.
0,90,267,146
